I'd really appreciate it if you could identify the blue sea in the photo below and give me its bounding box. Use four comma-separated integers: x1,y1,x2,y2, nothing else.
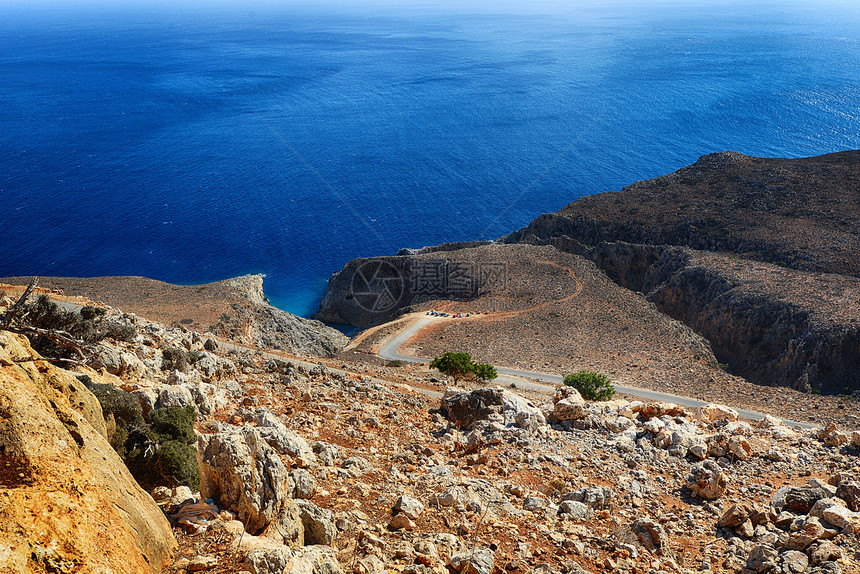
1,0,859,317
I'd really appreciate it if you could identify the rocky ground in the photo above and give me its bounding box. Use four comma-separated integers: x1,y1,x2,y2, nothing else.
3,292,860,574
135,328,860,574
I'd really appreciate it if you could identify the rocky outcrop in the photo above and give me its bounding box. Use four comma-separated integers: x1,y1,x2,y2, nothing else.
438,387,546,431
1,274,348,357
197,427,303,545
208,275,348,357
0,332,176,574
504,150,860,276
315,251,508,328
642,250,860,394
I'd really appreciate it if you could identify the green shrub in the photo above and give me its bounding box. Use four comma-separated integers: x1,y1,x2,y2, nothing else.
78,376,199,491
471,362,498,382
77,374,144,452
125,406,198,490
430,352,476,382
14,297,136,357
430,352,498,382
80,306,108,321
387,360,405,368
563,370,616,401
148,405,196,445
104,322,137,342
154,440,200,492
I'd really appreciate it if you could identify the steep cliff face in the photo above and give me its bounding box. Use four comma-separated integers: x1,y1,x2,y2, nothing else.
521,239,860,395
214,275,348,356
641,250,860,395
0,332,176,573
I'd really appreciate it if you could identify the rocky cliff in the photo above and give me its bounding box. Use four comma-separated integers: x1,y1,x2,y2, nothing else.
0,332,176,574
504,150,860,276
571,241,860,395
499,151,860,395
0,274,348,358
209,275,348,356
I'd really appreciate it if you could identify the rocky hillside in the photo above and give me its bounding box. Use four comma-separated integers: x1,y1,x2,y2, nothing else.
0,275,347,357
3,287,860,574
490,151,860,395
504,151,860,276
501,239,860,396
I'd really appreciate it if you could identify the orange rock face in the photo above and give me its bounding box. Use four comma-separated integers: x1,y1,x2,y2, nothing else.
0,332,176,574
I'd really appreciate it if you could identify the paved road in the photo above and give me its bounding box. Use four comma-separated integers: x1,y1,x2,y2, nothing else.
379,317,818,429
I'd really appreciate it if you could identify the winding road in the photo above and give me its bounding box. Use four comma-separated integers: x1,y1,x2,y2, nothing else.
379,317,818,429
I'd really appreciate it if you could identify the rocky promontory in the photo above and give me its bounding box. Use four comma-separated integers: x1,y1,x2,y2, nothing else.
0,275,347,358
504,151,860,276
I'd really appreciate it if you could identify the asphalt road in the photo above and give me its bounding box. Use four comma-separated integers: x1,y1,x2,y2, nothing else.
379,317,818,429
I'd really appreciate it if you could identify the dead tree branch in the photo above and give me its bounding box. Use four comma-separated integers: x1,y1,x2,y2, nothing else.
1,277,38,327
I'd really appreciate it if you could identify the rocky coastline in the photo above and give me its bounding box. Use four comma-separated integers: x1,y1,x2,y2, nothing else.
318,151,860,397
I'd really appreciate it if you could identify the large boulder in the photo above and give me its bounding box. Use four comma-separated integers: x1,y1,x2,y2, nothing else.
439,387,545,430
197,427,303,545
0,332,176,573
695,403,739,422
685,460,729,500
253,408,317,467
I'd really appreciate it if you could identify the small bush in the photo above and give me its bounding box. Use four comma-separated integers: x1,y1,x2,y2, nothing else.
79,376,199,491
126,406,198,490
387,360,405,368
430,352,498,382
148,405,196,445
471,362,498,382
563,370,615,401
155,440,200,492
78,374,144,454
104,322,137,343
80,306,108,321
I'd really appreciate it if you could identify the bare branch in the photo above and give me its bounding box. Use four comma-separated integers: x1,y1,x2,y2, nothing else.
1,325,90,360
1,277,38,327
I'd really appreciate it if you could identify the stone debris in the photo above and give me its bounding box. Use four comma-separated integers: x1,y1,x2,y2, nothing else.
6,292,859,574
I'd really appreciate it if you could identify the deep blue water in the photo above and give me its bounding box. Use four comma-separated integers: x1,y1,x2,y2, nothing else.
1,1,859,317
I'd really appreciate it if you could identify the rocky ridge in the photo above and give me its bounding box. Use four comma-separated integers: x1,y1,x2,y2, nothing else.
0,275,347,358
503,151,860,277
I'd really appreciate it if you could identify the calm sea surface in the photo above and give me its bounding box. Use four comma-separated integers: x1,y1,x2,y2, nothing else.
1,1,859,316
